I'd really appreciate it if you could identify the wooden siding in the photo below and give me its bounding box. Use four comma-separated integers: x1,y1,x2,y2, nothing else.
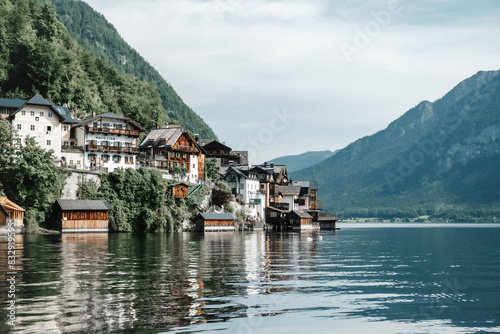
198,154,205,181
172,184,188,198
196,219,235,232
62,211,108,221
62,220,108,230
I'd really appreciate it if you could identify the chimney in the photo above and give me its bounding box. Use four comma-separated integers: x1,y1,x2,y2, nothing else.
165,123,169,129
264,161,267,167
92,110,96,117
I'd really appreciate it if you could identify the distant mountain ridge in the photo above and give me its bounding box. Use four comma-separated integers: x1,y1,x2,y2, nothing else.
292,70,500,220
266,151,335,173
50,0,217,139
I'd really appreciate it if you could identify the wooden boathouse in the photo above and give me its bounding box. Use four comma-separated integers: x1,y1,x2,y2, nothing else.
195,213,235,232
286,210,317,230
54,199,111,233
0,197,25,229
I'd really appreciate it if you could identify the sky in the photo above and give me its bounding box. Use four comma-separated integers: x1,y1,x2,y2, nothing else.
82,0,500,163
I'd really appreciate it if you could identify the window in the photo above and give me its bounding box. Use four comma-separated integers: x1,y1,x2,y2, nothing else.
130,157,133,164
30,125,35,131
69,160,74,165
63,125,68,131
77,160,81,166
30,111,35,116
21,110,26,116
125,156,129,164
270,212,277,218
64,141,69,146
39,111,44,117
193,164,195,169
46,126,52,132
48,112,53,118
16,124,22,130
47,140,51,146
183,153,187,158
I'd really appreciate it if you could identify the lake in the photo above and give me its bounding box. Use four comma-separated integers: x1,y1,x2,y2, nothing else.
1,223,500,333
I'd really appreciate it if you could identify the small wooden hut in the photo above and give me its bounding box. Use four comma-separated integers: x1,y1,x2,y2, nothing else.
54,199,111,233
195,213,235,232
317,213,339,230
171,182,189,199
0,197,25,229
286,210,316,230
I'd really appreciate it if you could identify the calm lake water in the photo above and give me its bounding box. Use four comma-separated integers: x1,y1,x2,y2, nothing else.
1,223,500,333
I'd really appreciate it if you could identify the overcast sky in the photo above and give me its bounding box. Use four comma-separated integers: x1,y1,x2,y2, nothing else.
83,0,500,163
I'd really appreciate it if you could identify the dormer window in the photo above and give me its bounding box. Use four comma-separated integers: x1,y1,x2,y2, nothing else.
48,112,53,118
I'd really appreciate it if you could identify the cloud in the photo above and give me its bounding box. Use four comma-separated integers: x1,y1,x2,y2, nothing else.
83,0,500,162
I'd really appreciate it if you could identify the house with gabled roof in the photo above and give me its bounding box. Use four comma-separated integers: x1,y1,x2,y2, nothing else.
0,94,74,164
71,112,144,172
139,125,205,181
224,166,265,219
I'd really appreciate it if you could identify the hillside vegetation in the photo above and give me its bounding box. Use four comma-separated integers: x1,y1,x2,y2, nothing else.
50,0,217,138
293,70,500,221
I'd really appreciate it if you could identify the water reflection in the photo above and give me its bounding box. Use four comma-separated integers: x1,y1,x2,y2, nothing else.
1,227,499,333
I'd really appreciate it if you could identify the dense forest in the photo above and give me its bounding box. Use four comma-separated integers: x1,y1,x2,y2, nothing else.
49,0,217,139
0,0,207,134
293,70,500,222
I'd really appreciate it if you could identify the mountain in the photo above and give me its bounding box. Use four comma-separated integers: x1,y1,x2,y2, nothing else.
267,150,335,173
50,0,217,139
292,70,500,221
0,0,170,130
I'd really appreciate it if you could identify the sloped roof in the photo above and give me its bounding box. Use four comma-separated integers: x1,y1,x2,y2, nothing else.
56,199,112,211
198,138,215,146
287,210,313,219
0,98,26,109
0,197,26,212
202,140,232,152
0,204,8,218
278,185,301,195
27,94,51,106
53,106,74,122
199,213,235,221
140,127,183,148
74,112,144,130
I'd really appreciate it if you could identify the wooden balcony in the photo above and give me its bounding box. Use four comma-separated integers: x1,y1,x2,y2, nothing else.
175,145,198,153
87,126,140,137
86,144,139,154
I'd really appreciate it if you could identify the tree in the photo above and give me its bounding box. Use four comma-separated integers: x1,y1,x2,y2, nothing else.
4,137,67,226
205,157,220,182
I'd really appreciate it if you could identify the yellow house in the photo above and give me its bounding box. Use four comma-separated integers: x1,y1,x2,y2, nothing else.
0,197,25,228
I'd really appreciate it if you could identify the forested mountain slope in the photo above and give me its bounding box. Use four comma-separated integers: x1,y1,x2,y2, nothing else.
293,70,500,221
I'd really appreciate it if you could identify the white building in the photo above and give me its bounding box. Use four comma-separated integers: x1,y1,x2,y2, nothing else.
0,94,73,165
71,112,144,172
224,167,266,219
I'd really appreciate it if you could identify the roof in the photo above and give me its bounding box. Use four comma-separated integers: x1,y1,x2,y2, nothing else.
140,127,183,148
74,112,144,130
170,182,189,187
278,186,301,195
198,138,215,146
202,140,232,152
232,151,249,165
1,94,71,121
27,94,51,106
53,106,74,122
0,197,26,212
0,98,26,109
0,203,9,217
56,199,112,211
287,210,313,219
199,213,235,221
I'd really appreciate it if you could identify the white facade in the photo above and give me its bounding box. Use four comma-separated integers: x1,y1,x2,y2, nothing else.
81,116,140,172
188,154,199,181
11,105,63,157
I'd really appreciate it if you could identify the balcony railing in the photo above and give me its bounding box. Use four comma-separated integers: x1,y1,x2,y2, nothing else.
176,145,198,153
62,145,84,152
87,126,140,137
86,144,139,153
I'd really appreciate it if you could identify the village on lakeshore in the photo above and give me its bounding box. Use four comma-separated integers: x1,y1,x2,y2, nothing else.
0,94,338,233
